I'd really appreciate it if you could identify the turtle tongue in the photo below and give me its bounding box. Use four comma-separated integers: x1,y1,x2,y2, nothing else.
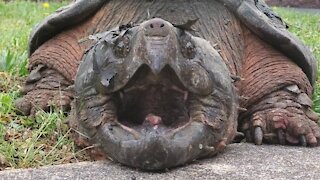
145,113,162,129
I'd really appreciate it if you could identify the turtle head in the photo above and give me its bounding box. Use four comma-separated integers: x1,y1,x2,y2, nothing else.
73,18,238,170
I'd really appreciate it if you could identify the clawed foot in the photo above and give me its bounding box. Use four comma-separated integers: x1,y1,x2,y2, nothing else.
242,89,320,147
245,108,320,146
15,65,73,116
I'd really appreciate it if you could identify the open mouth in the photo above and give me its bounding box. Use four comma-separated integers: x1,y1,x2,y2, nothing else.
86,63,225,170
73,18,237,170
115,65,191,136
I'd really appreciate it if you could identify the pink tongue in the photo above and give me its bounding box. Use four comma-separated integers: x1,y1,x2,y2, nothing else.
145,114,162,129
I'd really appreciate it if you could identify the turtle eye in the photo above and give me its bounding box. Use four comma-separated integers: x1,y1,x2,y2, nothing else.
179,32,196,59
114,35,130,58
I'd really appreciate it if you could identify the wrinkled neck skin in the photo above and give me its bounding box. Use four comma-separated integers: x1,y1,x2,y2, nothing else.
73,5,239,171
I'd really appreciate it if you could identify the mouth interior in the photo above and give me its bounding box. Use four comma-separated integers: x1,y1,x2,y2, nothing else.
115,65,191,133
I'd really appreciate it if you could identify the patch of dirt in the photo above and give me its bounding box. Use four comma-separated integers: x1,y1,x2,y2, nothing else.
265,0,320,8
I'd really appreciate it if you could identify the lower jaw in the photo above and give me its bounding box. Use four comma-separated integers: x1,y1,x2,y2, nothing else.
72,84,235,170
93,120,221,170
72,96,232,170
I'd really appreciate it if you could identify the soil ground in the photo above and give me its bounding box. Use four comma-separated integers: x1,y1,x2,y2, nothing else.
266,0,320,8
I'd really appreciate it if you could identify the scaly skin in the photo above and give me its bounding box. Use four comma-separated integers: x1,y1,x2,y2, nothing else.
15,0,320,170
239,29,320,146
15,66,73,116
15,21,90,116
241,88,320,146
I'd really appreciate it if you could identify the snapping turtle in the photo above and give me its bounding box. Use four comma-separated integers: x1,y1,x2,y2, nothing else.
15,0,320,170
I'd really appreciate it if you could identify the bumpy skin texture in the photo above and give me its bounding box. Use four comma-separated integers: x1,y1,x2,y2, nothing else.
239,29,319,146
15,67,73,116
16,0,320,170
71,19,238,170
15,26,87,115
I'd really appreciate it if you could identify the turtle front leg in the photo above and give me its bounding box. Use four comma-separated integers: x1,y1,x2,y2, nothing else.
239,30,320,146
15,26,89,116
15,65,74,116
241,86,320,146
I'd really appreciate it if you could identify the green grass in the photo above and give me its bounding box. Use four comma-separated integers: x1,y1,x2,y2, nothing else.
273,7,320,61
0,1,68,76
0,1,88,170
0,2,319,170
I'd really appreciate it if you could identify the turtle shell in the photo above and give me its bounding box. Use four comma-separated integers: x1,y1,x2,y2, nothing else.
28,0,106,56
29,0,317,84
220,0,317,84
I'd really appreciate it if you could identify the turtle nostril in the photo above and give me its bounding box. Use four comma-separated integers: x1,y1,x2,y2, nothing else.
149,23,164,29
144,18,170,37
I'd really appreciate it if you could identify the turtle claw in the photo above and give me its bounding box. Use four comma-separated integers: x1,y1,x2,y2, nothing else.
245,109,320,147
299,135,307,147
277,129,286,145
245,130,252,142
232,131,245,143
244,100,320,147
254,127,263,145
